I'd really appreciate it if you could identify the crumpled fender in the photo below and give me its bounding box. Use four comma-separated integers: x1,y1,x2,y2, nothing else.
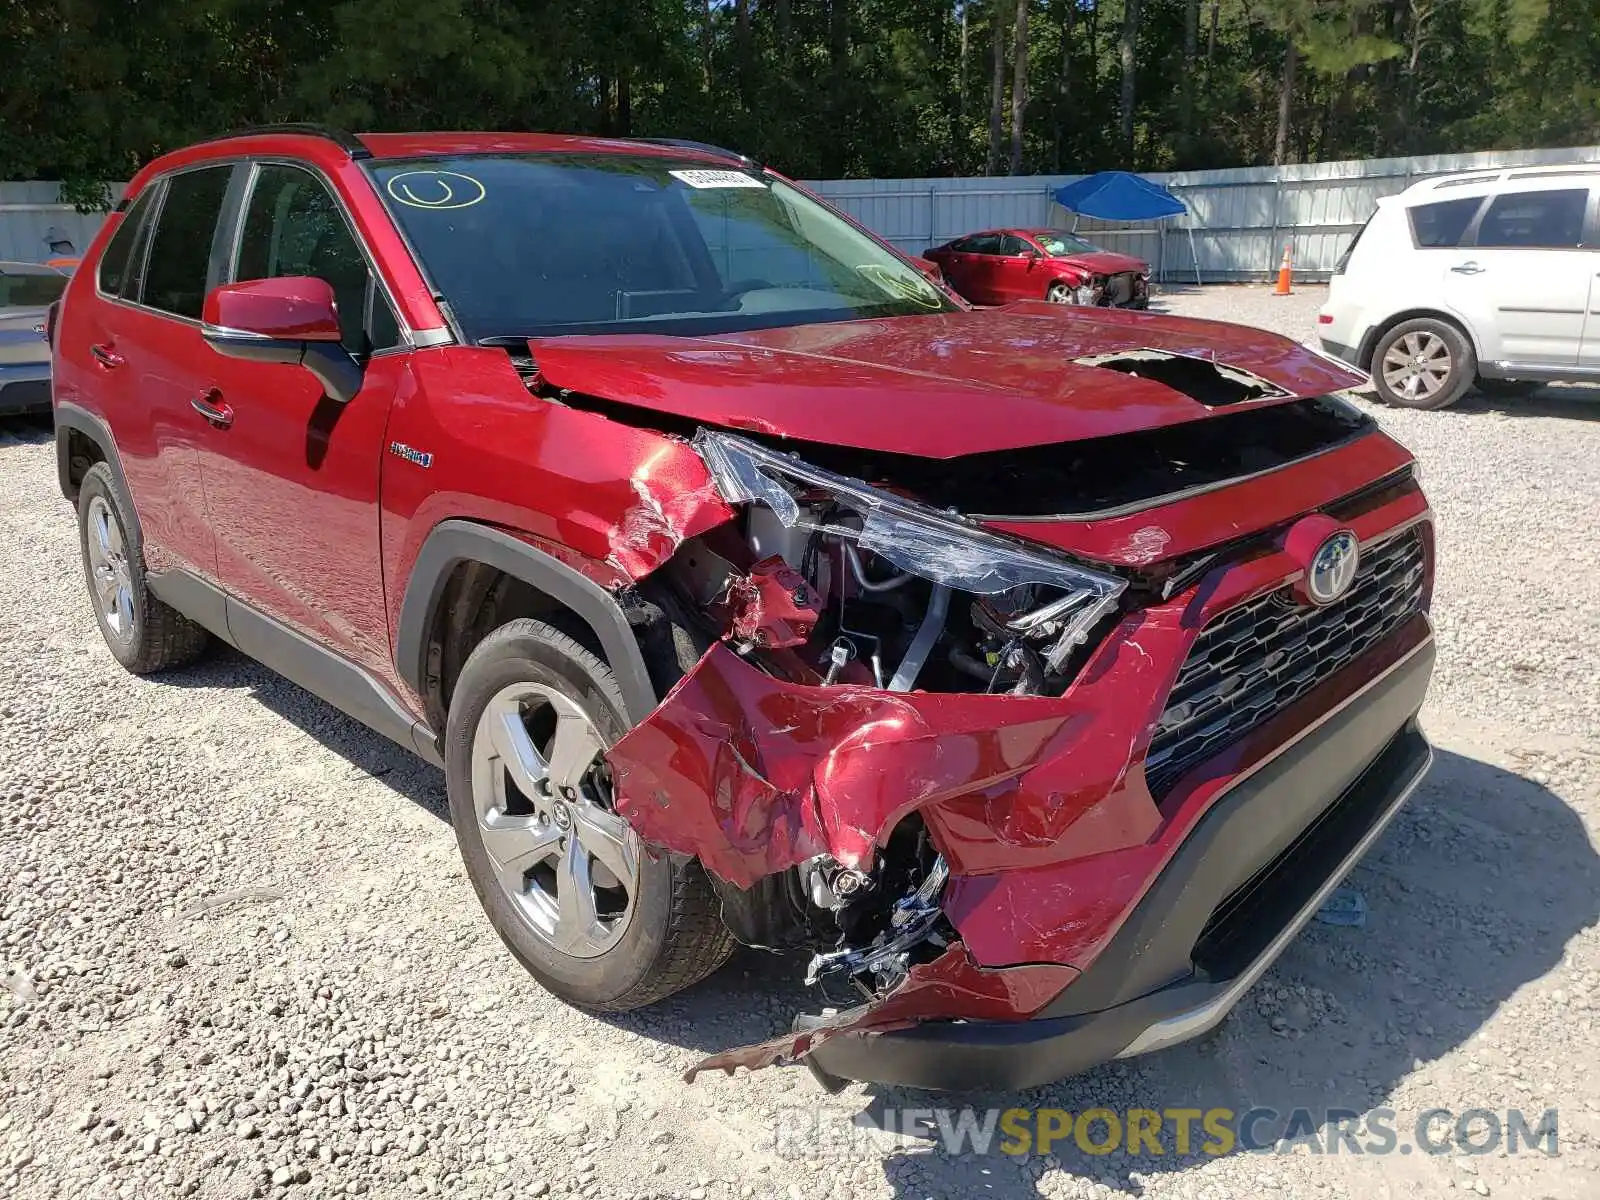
684,943,1077,1081
604,450,734,579
605,643,1100,890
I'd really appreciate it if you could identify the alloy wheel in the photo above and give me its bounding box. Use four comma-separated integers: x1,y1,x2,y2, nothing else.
85,495,135,644
1381,331,1452,402
468,682,639,958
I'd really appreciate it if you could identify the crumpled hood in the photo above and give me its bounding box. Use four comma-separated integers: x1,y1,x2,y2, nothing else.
531,307,1363,459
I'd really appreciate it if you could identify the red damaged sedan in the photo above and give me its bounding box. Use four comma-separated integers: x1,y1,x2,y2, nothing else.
925,227,1151,309
54,127,1431,1093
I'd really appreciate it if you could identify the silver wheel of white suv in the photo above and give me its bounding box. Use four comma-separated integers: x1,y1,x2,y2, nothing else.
1369,317,1476,410
1381,331,1451,402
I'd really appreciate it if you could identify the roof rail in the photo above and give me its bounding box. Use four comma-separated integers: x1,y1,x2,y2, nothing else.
199,123,371,159
630,137,758,169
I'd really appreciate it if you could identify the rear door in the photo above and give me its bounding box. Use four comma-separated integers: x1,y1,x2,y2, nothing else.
72,166,235,582
954,233,1004,303
935,235,985,301
1442,183,1593,366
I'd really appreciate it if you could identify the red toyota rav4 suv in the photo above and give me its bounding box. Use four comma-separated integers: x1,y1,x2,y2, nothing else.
51,126,1434,1091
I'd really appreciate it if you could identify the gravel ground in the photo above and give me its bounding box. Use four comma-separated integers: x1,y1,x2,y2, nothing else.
3,284,1599,1200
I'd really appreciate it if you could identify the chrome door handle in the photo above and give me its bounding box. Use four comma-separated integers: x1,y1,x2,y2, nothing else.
190,390,234,429
1451,262,1486,275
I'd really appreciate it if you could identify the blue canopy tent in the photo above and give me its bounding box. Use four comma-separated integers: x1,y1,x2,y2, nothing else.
1051,171,1202,286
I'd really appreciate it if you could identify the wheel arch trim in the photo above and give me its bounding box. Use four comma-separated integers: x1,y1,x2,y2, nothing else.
396,520,660,726
55,402,145,561
55,403,132,507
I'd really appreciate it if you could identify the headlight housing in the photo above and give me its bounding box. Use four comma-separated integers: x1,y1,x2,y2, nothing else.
694,430,1127,673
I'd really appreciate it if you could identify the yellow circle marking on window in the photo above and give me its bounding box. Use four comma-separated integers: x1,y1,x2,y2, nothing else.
386,171,487,211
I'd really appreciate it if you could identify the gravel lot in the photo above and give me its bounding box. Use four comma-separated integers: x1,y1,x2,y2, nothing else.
3,284,1598,1200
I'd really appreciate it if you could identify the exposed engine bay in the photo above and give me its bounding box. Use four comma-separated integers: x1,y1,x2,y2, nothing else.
641,431,1128,1002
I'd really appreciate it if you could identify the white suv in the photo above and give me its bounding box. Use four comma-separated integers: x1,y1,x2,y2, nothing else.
1318,166,1599,409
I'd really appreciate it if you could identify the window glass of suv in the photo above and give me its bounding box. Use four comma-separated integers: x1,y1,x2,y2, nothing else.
234,164,397,354
1475,188,1589,248
365,154,953,342
1407,197,1483,248
140,166,233,318
97,189,157,297
1333,213,1373,273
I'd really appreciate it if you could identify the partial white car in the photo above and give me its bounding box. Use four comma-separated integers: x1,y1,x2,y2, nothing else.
1318,165,1599,409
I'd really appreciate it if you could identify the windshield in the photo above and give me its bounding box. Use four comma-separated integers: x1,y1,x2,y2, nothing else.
366,154,954,342
1032,233,1102,257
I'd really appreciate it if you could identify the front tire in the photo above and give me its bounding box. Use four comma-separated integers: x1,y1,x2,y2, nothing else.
1369,318,1475,410
76,462,208,674
444,618,734,1011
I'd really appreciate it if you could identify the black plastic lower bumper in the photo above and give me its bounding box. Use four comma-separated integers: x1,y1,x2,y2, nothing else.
0,372,50,415
804,636,1435,1092
1318,337,1361,369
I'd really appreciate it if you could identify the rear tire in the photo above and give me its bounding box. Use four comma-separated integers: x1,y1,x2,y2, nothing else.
444,618,734,1011
76,463,208,674
1369,318,1475,410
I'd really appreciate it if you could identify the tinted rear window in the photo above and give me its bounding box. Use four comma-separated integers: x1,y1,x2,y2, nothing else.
1476,188,1589,248
141,166,232,318
0,269,67,308
96,189,156,297
1407,197,1483,248
1334,214,1371,274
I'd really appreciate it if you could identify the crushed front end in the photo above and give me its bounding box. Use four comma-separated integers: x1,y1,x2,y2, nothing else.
601,407,1436,1091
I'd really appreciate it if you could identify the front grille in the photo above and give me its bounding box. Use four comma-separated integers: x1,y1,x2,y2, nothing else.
1143,530,1426,799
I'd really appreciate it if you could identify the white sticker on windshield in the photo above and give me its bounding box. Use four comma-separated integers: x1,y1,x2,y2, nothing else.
669,169,767,190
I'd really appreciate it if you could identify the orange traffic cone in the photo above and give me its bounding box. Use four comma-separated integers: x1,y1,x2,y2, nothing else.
1273,244,1293,296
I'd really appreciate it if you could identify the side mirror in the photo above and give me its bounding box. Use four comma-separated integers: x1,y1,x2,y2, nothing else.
201,277,363,404
910,256,944,284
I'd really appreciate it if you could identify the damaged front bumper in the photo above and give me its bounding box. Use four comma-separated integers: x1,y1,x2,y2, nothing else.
604,519,1435,1088
800,657,1433,1091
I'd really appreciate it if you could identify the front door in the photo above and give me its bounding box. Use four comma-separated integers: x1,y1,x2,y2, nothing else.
949,233,1002,303
1443,185,1594,367
194,161,405,683
993,234,1042,303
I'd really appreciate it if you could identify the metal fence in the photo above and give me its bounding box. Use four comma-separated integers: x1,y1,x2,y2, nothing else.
0,183,113,263
803,144,1600,282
